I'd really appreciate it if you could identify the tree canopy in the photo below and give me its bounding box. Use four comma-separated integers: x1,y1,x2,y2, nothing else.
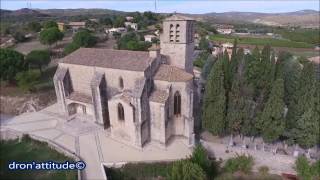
43,21,58,29
39,27,64,46
0,48,26,82
26,50,51,73
72,29,97,47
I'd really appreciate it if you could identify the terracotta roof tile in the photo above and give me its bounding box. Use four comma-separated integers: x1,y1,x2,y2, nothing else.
154,64,193,82
61,48,154,71
150,90,169,103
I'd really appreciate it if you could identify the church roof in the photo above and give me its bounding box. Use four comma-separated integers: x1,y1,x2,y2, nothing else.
150,90,169,104
165,14,195,21
154,64,194,82
61,48,154,72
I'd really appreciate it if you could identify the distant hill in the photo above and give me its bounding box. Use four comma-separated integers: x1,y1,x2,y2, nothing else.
0,8,49,17
0,8,125,23
36,8,125,16
0,8,318,28
202,10,320,28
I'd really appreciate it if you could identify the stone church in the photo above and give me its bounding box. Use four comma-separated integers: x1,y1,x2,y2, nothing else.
53,15,196,148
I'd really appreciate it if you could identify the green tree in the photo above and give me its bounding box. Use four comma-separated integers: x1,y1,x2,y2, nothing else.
287,61,317,145
100,17,113,26
226,78,250,136
222,49,230,91
168,160,206,180
73,30,97,47
202,59,227,135
113,16,125,28
245,46,261,94
26,50,51,74
27,22,42,32
282,54,301,105
64,42,80,55
256,78,285,143
293,108,319,148
228,39,239,85
201,55,215,80
43,21,58,29
190,145,219,179
13,31,26,42
0,49,26,82
39,27,64,46
199,37,210,52
295,156,320,180
223,154,254,174
15,70,40,91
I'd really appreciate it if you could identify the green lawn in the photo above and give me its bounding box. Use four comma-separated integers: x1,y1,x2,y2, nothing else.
0,135,77,180
209,34,314,48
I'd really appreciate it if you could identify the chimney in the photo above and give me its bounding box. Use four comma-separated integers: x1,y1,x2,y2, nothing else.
148,44,160,58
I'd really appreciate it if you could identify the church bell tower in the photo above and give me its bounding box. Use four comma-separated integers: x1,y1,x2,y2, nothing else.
160,14,195,73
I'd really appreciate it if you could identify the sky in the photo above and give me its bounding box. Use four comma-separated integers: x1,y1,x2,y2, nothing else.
1,0,319,14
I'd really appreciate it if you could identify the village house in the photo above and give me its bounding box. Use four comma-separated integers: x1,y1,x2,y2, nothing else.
105,27,127,34
124,22,138,31
217,28,233,35
68,22,86,32
144,34,157,42
126,16,134,21
57,22,66,32
54,15,196,148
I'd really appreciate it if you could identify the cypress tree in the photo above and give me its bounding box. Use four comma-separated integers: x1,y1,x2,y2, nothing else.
245,46,261,96
256,78,285,143
283,57,301,106
287,61,316,132
259,45,273,99
222,49,230,91
202,58,226,135
229,39,238,85
290,80,319,148
226,78,250,135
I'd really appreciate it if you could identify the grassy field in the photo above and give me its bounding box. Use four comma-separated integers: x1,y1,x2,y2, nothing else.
210,34,314,48
0,136,77,180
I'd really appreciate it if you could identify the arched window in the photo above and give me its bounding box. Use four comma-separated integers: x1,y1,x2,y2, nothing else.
176,24,180,30
174,91,181,116
118,103,125,121
119,77,124,89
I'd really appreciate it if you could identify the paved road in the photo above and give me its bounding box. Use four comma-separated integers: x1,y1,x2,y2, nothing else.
1,103,192,180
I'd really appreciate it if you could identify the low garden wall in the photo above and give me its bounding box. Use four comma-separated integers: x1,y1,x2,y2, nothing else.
0,128,83,180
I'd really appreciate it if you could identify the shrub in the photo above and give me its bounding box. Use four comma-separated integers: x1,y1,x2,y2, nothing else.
64,42,80,55
190,144,219,179
295,156,320,180
15,70,41,91
223,154,254,174
258,165,269,176
168,160,206,180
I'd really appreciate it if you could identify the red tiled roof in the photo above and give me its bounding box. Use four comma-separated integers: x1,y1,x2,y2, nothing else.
154,64,193,82
61,48,154,71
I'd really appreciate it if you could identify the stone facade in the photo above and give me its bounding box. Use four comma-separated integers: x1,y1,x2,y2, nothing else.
54,15,196,148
